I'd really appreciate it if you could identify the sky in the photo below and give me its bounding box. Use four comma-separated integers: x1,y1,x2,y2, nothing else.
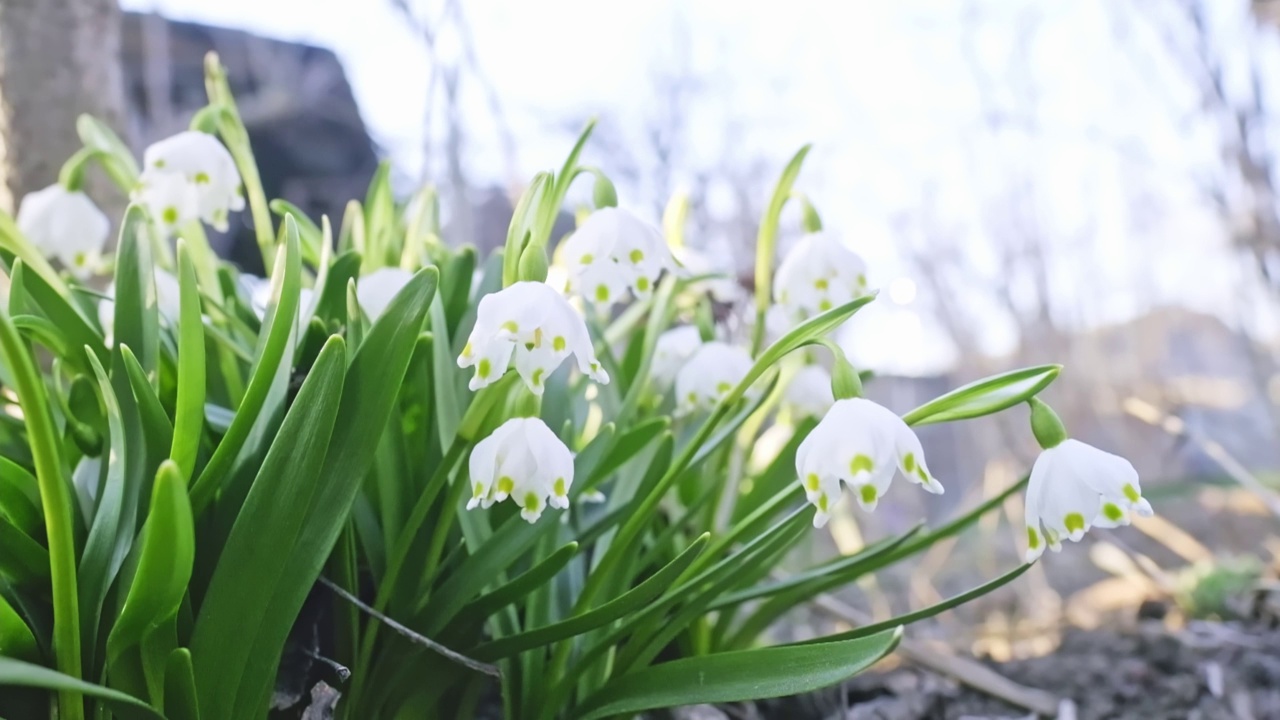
120,0,1280,375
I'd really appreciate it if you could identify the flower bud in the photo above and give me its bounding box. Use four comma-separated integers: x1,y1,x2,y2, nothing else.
1028,397,1067,449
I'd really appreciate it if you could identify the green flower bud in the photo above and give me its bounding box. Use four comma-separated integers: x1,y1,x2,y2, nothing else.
1029,397,1067,449
593,172,618,209
517,243,549,283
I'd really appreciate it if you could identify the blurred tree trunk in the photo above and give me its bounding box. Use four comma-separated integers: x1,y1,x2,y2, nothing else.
0,0,127,212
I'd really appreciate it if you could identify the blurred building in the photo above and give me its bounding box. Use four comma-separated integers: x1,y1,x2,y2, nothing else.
119,12,379,273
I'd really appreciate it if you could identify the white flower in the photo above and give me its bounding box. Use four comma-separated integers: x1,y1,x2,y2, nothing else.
1023,439,1152,562
652,326,704,388
355,267,413,321
458,281,607,394
137,131,244,235
467,416,575,522
16,185,110,279
774,232,869,321
784,365,834,419
796,397,943,528
560,207,676,307
675,341,753,415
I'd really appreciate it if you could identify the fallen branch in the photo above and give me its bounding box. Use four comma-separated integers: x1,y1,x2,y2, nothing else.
318,576,501,678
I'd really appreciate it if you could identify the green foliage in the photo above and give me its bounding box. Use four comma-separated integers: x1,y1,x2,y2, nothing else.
0,51,1072,720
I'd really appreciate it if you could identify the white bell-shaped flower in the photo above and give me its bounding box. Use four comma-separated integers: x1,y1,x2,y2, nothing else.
355,267,413,321
652,326,704,388
560,207,676,307
458,281,607,394
467,416,575,522
1023,439,1152,562
16,185,111,279
137,131,244,235
774,232,869,321
675,341,753,415
796,397,943,528
784,365,834,419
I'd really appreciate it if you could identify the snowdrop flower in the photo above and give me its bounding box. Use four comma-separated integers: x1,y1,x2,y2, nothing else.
467,417,575,523
796,398,943,528
16,184,110,279
136,131,243,235
774,232,869,321
458,281,607,394
784,365,834,419
652,326,704,388
355,267,413,321
1023,439,1152,562
560,207,676,308
675,341,753,415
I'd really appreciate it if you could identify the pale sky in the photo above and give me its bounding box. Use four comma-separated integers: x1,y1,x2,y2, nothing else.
120,0,1280,375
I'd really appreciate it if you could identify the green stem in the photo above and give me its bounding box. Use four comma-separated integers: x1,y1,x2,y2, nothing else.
0,309,83,719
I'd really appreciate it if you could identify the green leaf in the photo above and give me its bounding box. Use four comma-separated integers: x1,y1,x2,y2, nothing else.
471,534,708,661
0,515,50,585
77,114,141,185
747,294,876,395
107,461,195,667
171,243,206,482
163,648,199,720
0,592,38,660
429,295,463,448
189,219,302,514
588,418,668,487
0,656,166,720
902,365,1062,426
454,542,580,627
191,335,347,720
268,200,323,266
751,144,812,352
0,456,41,539
112,204,160,376
797,564,1033,646
10,259,106,371
576,628,901,720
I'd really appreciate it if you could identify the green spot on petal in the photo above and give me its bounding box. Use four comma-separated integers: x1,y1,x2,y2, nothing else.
194,171,210,184
501,320,519,333
554,478,566,496
1064,512,1086,533
524,492,540,510
817,493,829,512
804,473,819,491
814,278,828,290
629,249,644,263
162,206,179,225
716,381,731,394
819,299,833,311
472,482,485,499
532,368,545,386
595,285,610,302
849,454,874,475
553,336,567,352
580,253,594,264
1027,526,1040,549
1102,502,1124,522
497,476,514,494
903,452,916,473
1123,483,1141,504
478,359,492,378
636,276,650,291
859,484,878,505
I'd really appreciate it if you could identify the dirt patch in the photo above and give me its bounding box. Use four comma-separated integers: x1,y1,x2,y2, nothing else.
746,620,1280,719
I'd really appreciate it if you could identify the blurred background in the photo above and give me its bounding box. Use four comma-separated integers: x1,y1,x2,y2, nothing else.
6,0,1280,714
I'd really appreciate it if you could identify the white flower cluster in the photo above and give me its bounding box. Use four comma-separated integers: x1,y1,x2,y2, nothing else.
468,417,575,523
136,131,244,237
560,208,677,308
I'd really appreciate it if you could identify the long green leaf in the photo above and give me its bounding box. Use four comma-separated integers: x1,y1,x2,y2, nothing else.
0,657,165,720
0,456,41,538
112,204,159,375
472,534,707,661
171,243,206,481
190,218,302,513
903,365,1061,426
576,628,901,720
190,335,346,720
0,592,38,660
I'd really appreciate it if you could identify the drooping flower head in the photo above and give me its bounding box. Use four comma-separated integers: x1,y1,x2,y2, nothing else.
136,131,244,236
560,207,676,308
16,185,110,279
796,397,943,528
774,232,868,321
784,365,835,419
1023,439,1152,562
458,281,608,394
468,416,575,522
651,325,704,388
355,267,413,321
675,341,753,415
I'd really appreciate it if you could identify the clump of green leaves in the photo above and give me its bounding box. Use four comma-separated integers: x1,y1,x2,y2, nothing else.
0,51,1062,720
